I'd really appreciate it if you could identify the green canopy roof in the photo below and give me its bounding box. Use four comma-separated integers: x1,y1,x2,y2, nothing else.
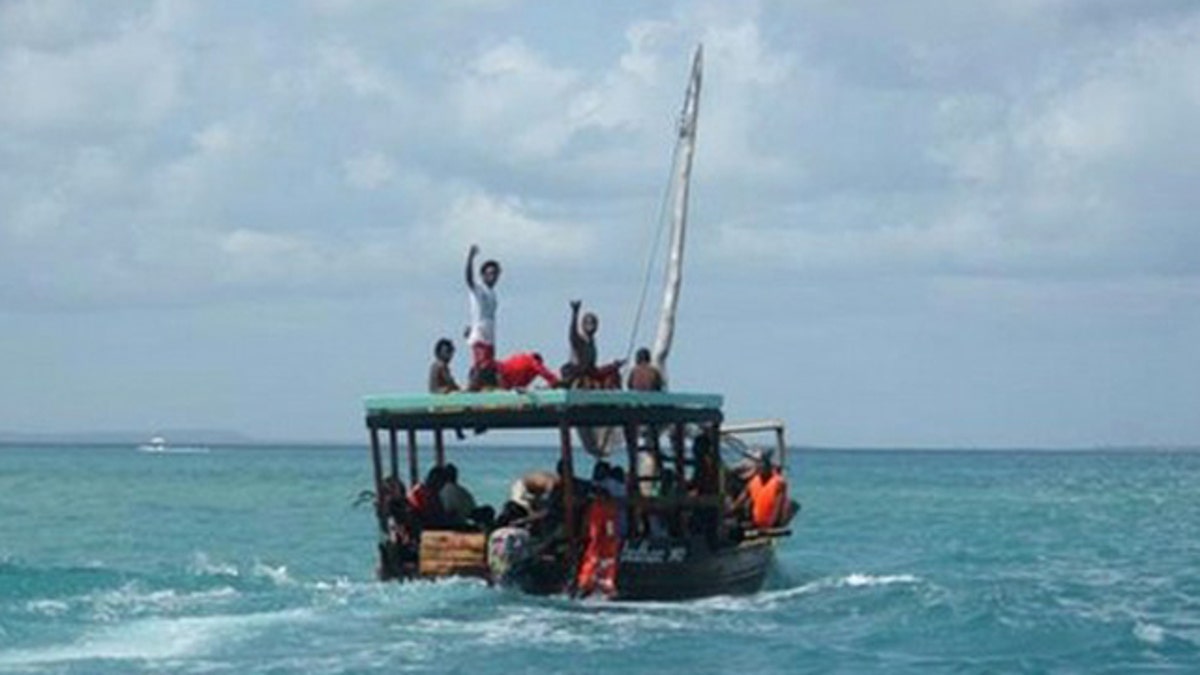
364,389,724,431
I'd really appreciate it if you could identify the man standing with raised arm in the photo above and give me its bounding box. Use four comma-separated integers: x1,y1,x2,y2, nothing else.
465,244,501,389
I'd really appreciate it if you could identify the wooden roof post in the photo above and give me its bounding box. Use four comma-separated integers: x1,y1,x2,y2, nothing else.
671,423,686,479
559,420,577,590
388,428,399,481
369,426,384,500
671,422,687,535
710,421,724,543
407,429,419,486
624,423,639,538
434,428,445,467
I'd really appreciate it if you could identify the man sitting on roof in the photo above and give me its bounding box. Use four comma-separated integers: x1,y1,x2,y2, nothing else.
627,347,664,391
496,352,560,390
428,338,460,393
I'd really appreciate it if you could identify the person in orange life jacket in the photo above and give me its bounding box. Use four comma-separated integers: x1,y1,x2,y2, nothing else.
733,450,788,529
576,480,622,598
464,244,501,390
496,352,560,389
562,300,625,389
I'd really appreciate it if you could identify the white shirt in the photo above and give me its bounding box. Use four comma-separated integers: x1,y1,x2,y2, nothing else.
467,284,497,345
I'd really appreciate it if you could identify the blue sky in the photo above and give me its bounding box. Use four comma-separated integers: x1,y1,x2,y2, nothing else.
2,0,1198,446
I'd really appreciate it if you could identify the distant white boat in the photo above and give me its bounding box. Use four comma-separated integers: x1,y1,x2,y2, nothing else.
138,436,167,453
137,436,209,454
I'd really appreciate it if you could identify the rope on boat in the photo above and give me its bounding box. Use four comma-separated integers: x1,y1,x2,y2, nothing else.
623,133,683,363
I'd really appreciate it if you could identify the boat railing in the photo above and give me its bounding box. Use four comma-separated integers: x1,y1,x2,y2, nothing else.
623,494,722,510
721,418,788,470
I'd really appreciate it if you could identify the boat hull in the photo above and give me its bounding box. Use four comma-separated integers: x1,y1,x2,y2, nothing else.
500,536,775,600
614,537,774,600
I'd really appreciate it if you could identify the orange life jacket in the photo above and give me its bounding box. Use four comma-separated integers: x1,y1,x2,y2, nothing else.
747,471,786,529
577,497,621,597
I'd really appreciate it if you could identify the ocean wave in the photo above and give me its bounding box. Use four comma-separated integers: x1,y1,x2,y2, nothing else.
188,552,240,578
23,599,69,617
647,572,923,613
1133,621,1166,645
251,561,294,586
838,573,921,588
408,600,695,653
187,552,298,588
0,558,134,604
0,607,314,669
89,583,241,620
368,571,929,648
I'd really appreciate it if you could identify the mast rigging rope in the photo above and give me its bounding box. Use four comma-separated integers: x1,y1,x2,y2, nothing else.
623,137,682,363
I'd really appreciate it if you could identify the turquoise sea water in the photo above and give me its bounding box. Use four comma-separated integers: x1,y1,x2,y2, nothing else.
1,444,1198,673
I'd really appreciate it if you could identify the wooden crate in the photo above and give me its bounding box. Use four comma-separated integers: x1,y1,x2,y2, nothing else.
418,530,488,578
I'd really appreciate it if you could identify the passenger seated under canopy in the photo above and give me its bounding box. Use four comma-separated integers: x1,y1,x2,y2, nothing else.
408,466,449,528
439,463,494,530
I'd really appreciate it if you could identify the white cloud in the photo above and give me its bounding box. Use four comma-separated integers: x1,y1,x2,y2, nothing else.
453,40,582,161
709,4,1200,279
0,0,144,50
343,152,397,190
315,43,396,100
426,189,594,264
3,0,1199,314
0,6,182,131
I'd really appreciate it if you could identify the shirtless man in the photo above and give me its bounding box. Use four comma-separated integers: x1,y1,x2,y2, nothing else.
428,338,460,393
626,347,664,391
564,300,624,389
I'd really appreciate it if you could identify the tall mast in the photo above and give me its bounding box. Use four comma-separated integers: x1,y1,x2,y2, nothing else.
652,45,703,384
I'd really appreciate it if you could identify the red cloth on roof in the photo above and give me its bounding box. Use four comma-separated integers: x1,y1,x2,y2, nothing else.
497,352,560,388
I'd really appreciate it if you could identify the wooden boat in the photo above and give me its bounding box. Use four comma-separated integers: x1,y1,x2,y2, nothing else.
361,47,795,599
363,390,794,600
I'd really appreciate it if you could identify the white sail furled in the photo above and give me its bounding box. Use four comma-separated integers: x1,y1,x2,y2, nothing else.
651,45,702,386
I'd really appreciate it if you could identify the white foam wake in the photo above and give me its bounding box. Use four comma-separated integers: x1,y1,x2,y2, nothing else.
839,573,921,588
88,583,240,622
0,608,312,668
189,552,240,577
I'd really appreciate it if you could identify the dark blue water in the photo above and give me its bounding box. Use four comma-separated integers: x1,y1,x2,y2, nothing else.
1,444,1198,673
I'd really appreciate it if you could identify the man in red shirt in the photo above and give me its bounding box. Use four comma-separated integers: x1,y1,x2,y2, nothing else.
496,352,560,389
